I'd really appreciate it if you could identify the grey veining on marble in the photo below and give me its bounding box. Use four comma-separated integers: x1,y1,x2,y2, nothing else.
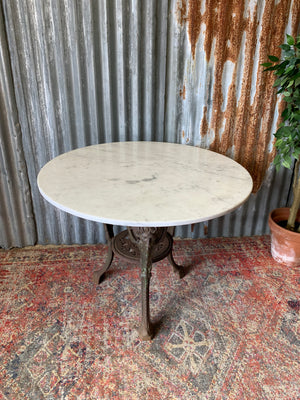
37,142,253,227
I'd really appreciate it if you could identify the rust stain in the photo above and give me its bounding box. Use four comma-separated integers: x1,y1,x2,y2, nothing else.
176,0,187,26
187,0,203,59
200,106,208,137
182,130,185,139
203,0,223,62
177,0,294,192
209,0,246,157
240,0,292,192
180,84,186,99
291,0,300,39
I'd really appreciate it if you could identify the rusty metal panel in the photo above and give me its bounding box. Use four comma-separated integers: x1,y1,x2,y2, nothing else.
165,0,299,238
167,0,300,192
0,0,299,247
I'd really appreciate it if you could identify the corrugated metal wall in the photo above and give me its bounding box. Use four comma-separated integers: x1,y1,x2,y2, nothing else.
0,5,36,248
0,0,299,248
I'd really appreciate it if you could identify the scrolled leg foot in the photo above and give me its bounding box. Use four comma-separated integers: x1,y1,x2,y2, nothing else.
138,322,153,341
168,251,186,279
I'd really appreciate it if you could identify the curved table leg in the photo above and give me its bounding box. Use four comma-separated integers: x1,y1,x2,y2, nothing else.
167,227,186,279
128,227,164,340
137,235,153,340
93,224,115,284
167,251,185,279
94,225,186,339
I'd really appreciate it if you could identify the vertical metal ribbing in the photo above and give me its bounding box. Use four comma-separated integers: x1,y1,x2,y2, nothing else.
0,3,36,248
1,0,299,247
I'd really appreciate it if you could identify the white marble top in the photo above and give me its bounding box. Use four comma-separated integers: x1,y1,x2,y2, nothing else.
37,141,253,227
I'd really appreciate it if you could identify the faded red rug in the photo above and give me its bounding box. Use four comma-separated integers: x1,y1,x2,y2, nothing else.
0,236,299,399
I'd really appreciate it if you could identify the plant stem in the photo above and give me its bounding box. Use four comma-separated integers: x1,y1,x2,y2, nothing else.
287,159,300,231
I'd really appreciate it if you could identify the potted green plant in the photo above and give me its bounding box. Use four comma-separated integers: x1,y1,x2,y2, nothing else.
262,34,300,266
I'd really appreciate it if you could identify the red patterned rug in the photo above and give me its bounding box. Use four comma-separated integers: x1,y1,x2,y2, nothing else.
0,236,299,399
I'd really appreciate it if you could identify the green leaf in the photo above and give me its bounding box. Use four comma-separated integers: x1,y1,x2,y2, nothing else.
280,77,290,87
263,65,280,72
286,65,295,74
281,60,290,67
282,155,292,168
275,127,284,139
273,78,282,87
274,154,281,164
273,154,282,171
280,44,291,51
281,108,289,119
275,164,281,172
263,38,300,173
293,148,300,159
292,113,300,121
292,71,300,78
268,55,279,62
287,34,295,45
275,138,283,147
282,126,292,134
261,62,273,67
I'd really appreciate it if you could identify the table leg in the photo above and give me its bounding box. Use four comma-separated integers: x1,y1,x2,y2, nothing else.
128,227,165,340
94,225,185,339
93,224,114,284
137,234,153,340
167,227,186,278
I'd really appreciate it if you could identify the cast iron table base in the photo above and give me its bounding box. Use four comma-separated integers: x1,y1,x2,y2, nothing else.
93,224,184,340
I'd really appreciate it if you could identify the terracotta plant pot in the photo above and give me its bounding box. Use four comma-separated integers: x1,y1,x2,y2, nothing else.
268,207,300,266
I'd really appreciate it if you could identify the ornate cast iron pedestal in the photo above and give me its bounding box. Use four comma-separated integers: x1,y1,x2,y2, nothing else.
93,224,184,340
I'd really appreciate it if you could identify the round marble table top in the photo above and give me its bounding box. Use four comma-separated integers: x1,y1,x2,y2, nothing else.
37,141,253,227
